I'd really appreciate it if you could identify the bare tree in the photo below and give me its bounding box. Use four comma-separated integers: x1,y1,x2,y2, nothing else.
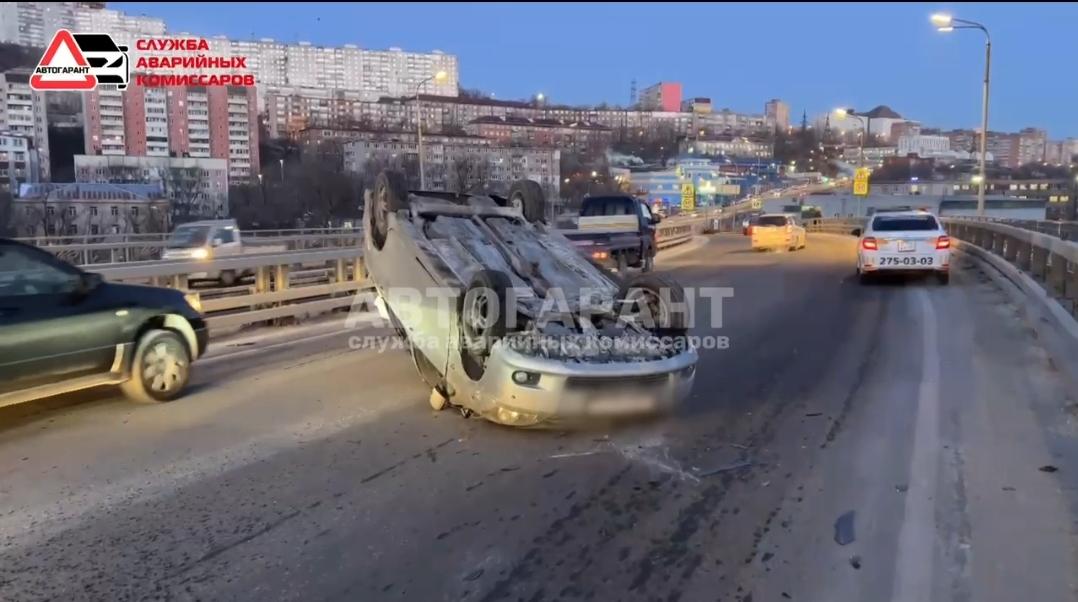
448,154,493,194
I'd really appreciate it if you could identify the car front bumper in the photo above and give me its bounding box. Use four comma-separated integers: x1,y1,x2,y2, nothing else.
468,341,698,426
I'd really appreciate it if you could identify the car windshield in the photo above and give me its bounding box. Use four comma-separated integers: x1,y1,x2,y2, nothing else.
166,226,210,248
757,216,788,227
872,216,939,231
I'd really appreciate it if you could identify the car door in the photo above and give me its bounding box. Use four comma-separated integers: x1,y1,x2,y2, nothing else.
0,243,124,394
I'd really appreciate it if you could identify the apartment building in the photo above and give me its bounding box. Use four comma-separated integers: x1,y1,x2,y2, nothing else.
0,2,163,47
0,70,49,180
342,131,560,197
0,133,43,193
764,99,790,131
83,82,259,180
639,82,682,112
74,154,229,218
464,116,613,155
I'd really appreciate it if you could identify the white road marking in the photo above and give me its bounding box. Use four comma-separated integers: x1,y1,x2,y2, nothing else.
891,288,942,601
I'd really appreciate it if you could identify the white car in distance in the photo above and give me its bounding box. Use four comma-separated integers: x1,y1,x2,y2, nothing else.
855,210,951,284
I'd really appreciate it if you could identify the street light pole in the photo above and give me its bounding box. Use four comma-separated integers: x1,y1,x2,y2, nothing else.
415,71,448,190
932,13,991,216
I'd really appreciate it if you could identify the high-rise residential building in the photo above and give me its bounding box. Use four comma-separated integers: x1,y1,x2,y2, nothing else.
187,40,458,104
0,70,50,180
464,116,613,156
764,99,789,130
639,82,682,113
0,2,163,47
83,82,259,181
1017,127,1048,166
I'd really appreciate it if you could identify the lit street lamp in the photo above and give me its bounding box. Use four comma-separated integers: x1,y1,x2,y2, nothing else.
833,108,868,168
932,12,991,216
415,70,448,190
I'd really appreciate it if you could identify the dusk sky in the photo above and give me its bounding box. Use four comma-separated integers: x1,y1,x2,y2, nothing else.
113,2,1078,137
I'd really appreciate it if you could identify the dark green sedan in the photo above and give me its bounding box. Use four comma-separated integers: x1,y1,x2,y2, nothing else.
0,239,208,407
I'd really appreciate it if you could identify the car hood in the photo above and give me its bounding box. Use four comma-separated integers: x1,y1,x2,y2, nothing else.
96,281,196,315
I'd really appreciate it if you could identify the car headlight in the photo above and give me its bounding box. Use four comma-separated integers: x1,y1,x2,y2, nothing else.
184,292,203,313
191,247,211,260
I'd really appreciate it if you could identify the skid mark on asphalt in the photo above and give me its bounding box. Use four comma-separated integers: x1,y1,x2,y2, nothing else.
164,508,302,581
359,437,457,484
820,293,887,449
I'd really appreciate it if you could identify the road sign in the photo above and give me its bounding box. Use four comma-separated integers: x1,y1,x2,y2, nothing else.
681,182,695,211
751,199,762,209
853,167,871,197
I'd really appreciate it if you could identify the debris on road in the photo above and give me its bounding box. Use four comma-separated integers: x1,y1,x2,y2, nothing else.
894,484,908,493
850,555,862,570
1002,486,1016,491
463,569,484,582
697,460,753,478
1038,465,1059,473
804,412,823,417
550,450,603,459
834,510,856,545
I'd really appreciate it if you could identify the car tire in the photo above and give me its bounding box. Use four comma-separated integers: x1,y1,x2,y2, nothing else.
936,272,950,286
120,329,191,403
617,273,690,339
459,269,514,380
370,170,410,250
858,271,874,285
506,179,546,224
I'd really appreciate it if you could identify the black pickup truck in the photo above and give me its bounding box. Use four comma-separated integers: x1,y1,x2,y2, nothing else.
563,195,662,272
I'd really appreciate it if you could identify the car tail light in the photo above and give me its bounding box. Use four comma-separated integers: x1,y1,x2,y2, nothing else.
861,237,878,251
592,250,609,260
935,235,951,250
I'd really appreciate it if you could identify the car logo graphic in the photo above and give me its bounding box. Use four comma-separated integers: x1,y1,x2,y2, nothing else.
31,30,129,91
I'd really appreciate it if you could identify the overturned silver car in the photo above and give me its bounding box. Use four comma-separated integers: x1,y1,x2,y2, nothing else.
363,170,698,426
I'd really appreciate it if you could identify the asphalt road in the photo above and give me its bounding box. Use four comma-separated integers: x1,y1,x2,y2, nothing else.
1,233,1076,602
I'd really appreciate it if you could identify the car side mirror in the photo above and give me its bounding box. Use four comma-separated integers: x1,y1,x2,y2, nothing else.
851,228,862,237
75,272,103,296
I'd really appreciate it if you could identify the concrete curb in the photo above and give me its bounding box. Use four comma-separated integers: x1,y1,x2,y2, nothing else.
954,239,1078,343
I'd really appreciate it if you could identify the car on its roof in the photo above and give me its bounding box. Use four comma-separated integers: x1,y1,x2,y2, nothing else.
362,170,698,427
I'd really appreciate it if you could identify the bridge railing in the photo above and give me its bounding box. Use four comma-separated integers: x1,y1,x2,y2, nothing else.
944,217,1078,242
942,219,1078,318
81,221,708,337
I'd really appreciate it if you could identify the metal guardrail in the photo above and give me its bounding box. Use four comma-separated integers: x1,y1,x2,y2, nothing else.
943,219,1078,318
81,220,706,336
945,217,1078,242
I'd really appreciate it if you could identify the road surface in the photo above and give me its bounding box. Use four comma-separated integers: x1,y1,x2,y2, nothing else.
1,233,1075,602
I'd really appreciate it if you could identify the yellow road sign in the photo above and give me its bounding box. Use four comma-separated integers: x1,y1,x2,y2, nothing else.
681,182,695,211
751,199,762,209
853,167,871,197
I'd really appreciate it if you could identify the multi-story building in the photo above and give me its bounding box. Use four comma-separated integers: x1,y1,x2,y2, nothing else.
464,116,613,155
639,82,682,112
681,98,712,114
872,178,1070,211
201,40,458,104
682,136,773,159
897,134,950,157
83,82,259,180
74,154,229,219
0,2,162,47
1044,138,1078,165
842,145,898,168
342,130,560,197
0,132,43,193
0,2,77,47
0,70,49,180
13,181,169,236
764,99,790,131
1017,127,1048,166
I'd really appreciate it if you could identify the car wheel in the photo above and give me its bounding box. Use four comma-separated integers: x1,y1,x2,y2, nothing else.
219,269,237,287
936,272,950,286
460,269,513,380
120,329,191,403
506,180,546,224
370,170,409,250
859,271,874,285
617,273,689,340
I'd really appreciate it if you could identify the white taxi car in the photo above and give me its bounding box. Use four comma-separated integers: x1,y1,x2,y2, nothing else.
855,210,951,284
